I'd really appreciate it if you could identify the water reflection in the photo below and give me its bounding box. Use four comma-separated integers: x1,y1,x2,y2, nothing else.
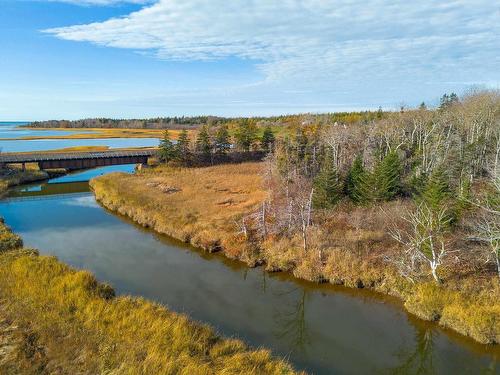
0,169,498,375
384,326,436,375
274,289,310,355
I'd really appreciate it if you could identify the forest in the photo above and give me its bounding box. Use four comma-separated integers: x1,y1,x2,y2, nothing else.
27,111,383,130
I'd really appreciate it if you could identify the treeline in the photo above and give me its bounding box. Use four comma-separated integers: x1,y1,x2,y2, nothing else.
27,110,385,130
28,116,222,130
239,91,499,284
157,120,276,164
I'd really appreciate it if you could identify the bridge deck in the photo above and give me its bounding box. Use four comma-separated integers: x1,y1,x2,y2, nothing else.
0,149,157,164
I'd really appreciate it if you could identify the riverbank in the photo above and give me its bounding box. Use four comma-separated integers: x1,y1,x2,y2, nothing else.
0,168,50,195
0,219,298,374
90,163,500,345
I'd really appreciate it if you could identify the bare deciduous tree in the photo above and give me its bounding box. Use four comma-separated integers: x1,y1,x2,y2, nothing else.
471,167,500,277
389,203,451,283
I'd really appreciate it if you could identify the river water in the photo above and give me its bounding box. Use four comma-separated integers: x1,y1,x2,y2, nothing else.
0,122,159,152
0,166,498,374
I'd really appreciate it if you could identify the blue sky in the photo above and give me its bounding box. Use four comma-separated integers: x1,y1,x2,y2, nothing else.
1,0,498,120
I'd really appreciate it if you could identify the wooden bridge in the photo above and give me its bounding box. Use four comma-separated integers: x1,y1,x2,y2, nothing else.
0,149,157,170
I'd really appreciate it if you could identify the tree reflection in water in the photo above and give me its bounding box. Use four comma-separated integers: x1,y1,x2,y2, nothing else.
385,325,436,375
273,287,310,354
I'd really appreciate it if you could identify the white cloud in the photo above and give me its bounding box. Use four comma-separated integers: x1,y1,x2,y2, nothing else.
42,0,500,108
45,0,152,6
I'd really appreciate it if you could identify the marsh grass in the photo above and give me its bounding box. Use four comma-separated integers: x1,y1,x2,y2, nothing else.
91,163,500,344
0,219,298,374
0,167,48,194
91,162,267,260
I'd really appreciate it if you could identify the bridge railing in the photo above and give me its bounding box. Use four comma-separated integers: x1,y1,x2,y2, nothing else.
0,149,158,164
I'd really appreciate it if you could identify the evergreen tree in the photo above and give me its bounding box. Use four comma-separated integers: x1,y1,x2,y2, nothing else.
175,129,191,163
419,102,427,110
261,125,276,152
439,93,450,110
377,106,383,119
421,167,451,212
345,155,370,204
294,127,308,160
372,151,402,201
234,119,258,151
313,151,343,209
195,125,212,158
158,130,175,162
420,167,455,227
449,92,459,104
214,125,231,155
439,92,459,110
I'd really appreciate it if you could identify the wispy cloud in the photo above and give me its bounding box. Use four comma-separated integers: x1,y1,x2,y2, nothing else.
44,0,499,86
44,0,152,6
31,0,499,115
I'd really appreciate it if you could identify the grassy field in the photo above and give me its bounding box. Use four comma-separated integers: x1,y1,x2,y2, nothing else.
0,219,298,374
91,162,500,345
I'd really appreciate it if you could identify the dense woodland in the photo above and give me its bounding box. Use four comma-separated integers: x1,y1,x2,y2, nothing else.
159,91,499,286
28,111,383,130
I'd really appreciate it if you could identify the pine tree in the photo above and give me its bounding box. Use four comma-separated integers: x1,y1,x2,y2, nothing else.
158,130,175,162
214,125,231,155
261,125,275,153
372,151,402,201
439,93,450,110
421,167,451,212
419,102,427,110
439,92,459,110
175,129,191,163
196,125,212,159
234,119,258,151
345,155,369,204
377,106,383,119
313,151,343,209
294,127,308,160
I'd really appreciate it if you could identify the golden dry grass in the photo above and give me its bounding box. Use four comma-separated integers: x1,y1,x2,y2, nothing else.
0,168,48,194
0,219,299,374
91,162,267,263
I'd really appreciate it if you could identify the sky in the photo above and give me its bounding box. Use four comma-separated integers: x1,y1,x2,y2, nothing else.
0,0,499,120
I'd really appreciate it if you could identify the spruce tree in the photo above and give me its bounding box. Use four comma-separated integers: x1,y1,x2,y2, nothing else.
261,125,276,153
313,151,343,209
196,125,212,159
372,151,402,201
345,155,369,204
421,167,451,212
214,125,231,155
158,129,175,162
175,129,191,163
234,119,258,151
294,127,308,160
